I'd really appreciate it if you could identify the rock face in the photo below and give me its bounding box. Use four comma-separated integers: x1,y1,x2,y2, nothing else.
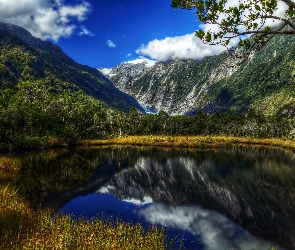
0,22,144,112
99,54,238,115
99,59,157,112
100,35,295,116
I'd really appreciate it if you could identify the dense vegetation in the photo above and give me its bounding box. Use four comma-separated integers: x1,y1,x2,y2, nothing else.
107,108,295,140
1,22,295,151
0,24,142,112
1,78,294,151
1,21,293,250
0,81,112,150
209,34,295,115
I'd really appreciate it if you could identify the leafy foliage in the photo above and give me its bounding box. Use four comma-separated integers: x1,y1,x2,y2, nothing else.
172,0,295,62
109,108,295,140
0,81,113,150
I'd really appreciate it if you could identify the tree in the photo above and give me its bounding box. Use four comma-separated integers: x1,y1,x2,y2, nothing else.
172,0,295,62
127,107,141,135
116,109,126,137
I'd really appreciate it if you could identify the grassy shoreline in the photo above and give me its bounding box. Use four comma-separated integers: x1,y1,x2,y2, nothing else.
2,135,295,154
78,135,295,151
0,184,166,250
1,135,292,249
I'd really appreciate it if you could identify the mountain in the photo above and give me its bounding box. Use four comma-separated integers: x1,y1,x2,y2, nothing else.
99,59,157,113
0,23,143,112
99,58,156,79
100,35,295,116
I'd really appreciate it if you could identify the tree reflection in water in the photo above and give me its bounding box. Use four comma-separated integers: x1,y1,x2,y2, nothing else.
4,146,295,249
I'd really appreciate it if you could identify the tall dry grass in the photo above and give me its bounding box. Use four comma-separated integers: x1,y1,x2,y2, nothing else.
78,135,295,151
0,185,166,250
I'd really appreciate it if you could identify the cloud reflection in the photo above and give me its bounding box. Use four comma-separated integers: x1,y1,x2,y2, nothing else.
137,203,279,250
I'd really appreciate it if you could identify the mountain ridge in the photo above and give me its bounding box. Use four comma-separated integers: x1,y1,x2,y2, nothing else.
100,34,295,116
0,22,144,112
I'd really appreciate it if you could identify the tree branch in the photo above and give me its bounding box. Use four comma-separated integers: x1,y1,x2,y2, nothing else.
281,0,295,9
224,29,295,38
260,15,295,30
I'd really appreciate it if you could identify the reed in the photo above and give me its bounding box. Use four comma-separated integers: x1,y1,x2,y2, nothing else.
0,156,22,172
78,136,295,151
0,185,166,250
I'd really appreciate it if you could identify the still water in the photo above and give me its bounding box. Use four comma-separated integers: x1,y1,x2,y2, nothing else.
4,146,295,249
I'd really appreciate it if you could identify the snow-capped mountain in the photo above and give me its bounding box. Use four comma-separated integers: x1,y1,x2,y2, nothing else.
99,34,295,116
98,58,156,79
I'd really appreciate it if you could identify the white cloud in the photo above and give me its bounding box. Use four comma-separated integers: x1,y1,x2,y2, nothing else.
137,203,279,249
136,0,289,62
126,53,133,57
200,0,289,41
107,40,116,48
136,33,226,61
0,0,91,41
79,26,94,36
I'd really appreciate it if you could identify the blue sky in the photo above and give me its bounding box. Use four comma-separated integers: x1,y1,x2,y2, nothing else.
57,0,201,68
0,0,226,68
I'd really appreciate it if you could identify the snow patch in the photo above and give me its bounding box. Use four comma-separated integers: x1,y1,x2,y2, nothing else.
140,103,157,114
98,68,116,78
98,68,111,75
127,58,156,68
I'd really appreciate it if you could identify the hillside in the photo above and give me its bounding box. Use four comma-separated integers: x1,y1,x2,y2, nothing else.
0,23,148,150
101,34,295,116
0,23,143,112
209,35,295,116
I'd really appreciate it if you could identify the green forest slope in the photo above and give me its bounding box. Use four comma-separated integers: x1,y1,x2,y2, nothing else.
0,23,143,112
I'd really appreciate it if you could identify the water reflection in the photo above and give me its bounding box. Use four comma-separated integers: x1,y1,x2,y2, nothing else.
90,147,295,249
2,146,295,249
138,203,274,250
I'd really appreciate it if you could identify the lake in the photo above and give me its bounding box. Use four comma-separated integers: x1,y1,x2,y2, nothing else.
3,146,295,249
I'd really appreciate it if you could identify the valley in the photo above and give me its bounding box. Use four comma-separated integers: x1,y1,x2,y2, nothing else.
1,1,295,247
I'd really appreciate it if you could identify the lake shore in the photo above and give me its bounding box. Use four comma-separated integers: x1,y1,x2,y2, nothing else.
0,183,166,249
2,136,295,154
78,135,295,151
1,136,289,249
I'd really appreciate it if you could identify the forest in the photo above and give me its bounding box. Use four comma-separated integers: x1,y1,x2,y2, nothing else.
1,80,294,151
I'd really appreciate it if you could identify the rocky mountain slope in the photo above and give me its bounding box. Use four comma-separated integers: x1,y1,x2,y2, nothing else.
99,59,157,112
100,35,295,116
0,23,143,112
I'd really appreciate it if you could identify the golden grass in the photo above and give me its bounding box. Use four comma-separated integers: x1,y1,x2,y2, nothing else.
0,185,166,250
0,156,22,172
78,136,295,151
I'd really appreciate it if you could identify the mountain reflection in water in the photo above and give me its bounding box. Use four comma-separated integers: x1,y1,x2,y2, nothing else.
6,146,295,249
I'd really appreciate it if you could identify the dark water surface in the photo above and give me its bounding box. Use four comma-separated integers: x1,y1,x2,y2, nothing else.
4,146,295,249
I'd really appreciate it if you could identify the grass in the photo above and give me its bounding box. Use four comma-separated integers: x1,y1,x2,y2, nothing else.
1,136,286,249
78,135,295,151
0,184,166,250
0,156,22,172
